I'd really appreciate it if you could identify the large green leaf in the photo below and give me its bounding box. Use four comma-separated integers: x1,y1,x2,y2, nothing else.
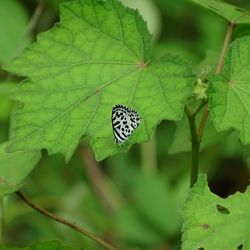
182,174,250,250
189,0,250,24
0,0,30,63
209,36,250,145
0,142,40,198
5,0,193,161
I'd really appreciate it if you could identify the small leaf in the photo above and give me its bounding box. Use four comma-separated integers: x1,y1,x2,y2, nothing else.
5,0,193,161
0,142,41,198
189,0,250,24
182,174,250,250
209,36,250,145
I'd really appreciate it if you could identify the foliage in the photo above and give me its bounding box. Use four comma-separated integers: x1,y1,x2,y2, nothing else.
5,0,193,161
182,174,250,249
209,36,250,144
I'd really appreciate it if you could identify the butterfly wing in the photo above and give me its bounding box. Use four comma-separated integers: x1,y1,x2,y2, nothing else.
112,105,140,144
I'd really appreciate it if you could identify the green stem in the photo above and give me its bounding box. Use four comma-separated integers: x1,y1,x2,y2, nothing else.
216,22,234,75
187,22,234,188
140,135,157,174
185,106,200,187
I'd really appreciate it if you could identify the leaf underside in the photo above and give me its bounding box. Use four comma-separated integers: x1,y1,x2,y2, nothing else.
182,174,250,250
5,0,193,161
209,36,250,145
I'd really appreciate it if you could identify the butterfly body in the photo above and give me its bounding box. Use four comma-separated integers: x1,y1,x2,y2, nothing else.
111,104,140,144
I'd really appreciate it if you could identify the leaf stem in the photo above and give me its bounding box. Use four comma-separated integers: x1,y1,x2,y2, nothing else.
14,0,44,58
185,106,200,187
216,22,234,75
191,99,208,116
16,191,117,250
23,0,44,38
140,135,157,174
187,22,234,187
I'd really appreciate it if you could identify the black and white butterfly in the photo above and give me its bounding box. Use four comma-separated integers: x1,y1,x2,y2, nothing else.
111,104,140,144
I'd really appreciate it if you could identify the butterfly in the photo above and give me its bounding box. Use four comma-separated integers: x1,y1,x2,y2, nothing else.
111,104,140,144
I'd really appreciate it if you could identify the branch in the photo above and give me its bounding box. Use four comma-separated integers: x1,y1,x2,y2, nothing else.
16,191,117,250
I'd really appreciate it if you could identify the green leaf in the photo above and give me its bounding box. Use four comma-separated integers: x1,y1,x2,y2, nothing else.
0,0,30,63
209,36,250,145
189,0,250,24
169,108,226,154
0,142,41,198
182,174,250,250
5,0,193,161
0,240,74,250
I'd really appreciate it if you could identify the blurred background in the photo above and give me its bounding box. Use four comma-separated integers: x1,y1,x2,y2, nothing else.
0,0,250,249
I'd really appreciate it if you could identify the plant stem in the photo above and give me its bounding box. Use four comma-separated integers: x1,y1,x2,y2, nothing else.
216,22,234,74
185,106,200,187
23,0,44,38
14,0,44,58
140,135,157,174
16,191,117,250
187,22,234,188
197,105,209,142
197,22,234,141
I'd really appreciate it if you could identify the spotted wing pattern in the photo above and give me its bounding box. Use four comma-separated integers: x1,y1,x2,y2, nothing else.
111,104,140,143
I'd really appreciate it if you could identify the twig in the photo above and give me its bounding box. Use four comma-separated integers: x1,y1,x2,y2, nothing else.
23,0,44,38
216,22,234,74
80,146,123,213
16,191,117,250
14,0,44,58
